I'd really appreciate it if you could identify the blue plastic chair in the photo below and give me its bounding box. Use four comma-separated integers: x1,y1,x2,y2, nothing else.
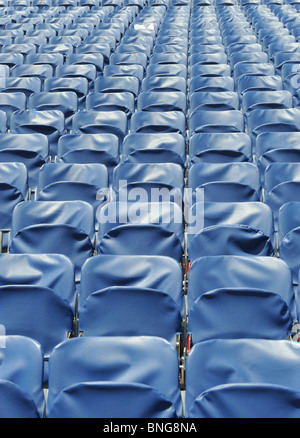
185,338,300,418
0,133,48,190
189,132,251,164
46,336,182,418
0,335,44,418
10,200,95,282
10,109,65,158
121,132,186,166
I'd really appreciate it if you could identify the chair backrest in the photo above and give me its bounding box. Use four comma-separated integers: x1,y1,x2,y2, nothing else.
187,255,295,318
0,133,48,190
185,338,300,417
130,110,186,135
187,218,274,263
78,285,183,345
36,162,109,213
188,162,260,202
0,335,44,417
112,162,185,200
65,53,104,74
0,92,26,128
0,252,76,310
79,253,184,315
189,76,234,93
10,109,65,158
189,110,244,134
137,91,187,113
86,91,135,117
187,383,300,418
242,90,293,115
57,133,119,182
103,64,144,84
72,110,128,145
189,91,239,112
121,132,186,166
9,200,95,281
0,162,28,232
189,132,252,164
47,336,182,417
28,91,78,130
94,75,140,98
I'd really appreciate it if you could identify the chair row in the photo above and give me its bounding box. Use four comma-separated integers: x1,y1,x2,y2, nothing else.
4,188,300,282
4,332,300,418
0,334,183,418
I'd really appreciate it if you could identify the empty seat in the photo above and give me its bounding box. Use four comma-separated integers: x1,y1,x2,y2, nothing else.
46,336,183,418
0,335,44,418
55,64,97,85
189,52,228,66
149,52,187,66
242,90,293,115
189,132,252,164
189,76,234,93
246,108,300,150
44,77,89,110
190,63,230,78
233,62,275,82
110,52,148,70
112,161,184,202
28,91,78,131
141,76,186,93
0,162,28,251
230,51,268,70
121,132,186,166
264,162,300,224
0,133,48,190
11,64,53,82
189,110,244,135
79,253,184,315
190,91,239,113
0,92,26,129
76,43,111,64
94,75,140,99
237,75,283,97
137,91,186,113
187,255,296,323
10,110,65,159
277,202,300,284
188,383,300,418
256,132,300,183
103,64,144,84
187,201,275,262
0,77,41,103
9,200,95,282
188,162,260,203
86,92,135,118
131,111,186,136
26,53,64,70
65,53,104,75
78,282,183,347
0,253,76,382
57,133,119,183
146,63,187,79
72,110,128,145
36,162,108,219
185,338,300,418
97,201,184,263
